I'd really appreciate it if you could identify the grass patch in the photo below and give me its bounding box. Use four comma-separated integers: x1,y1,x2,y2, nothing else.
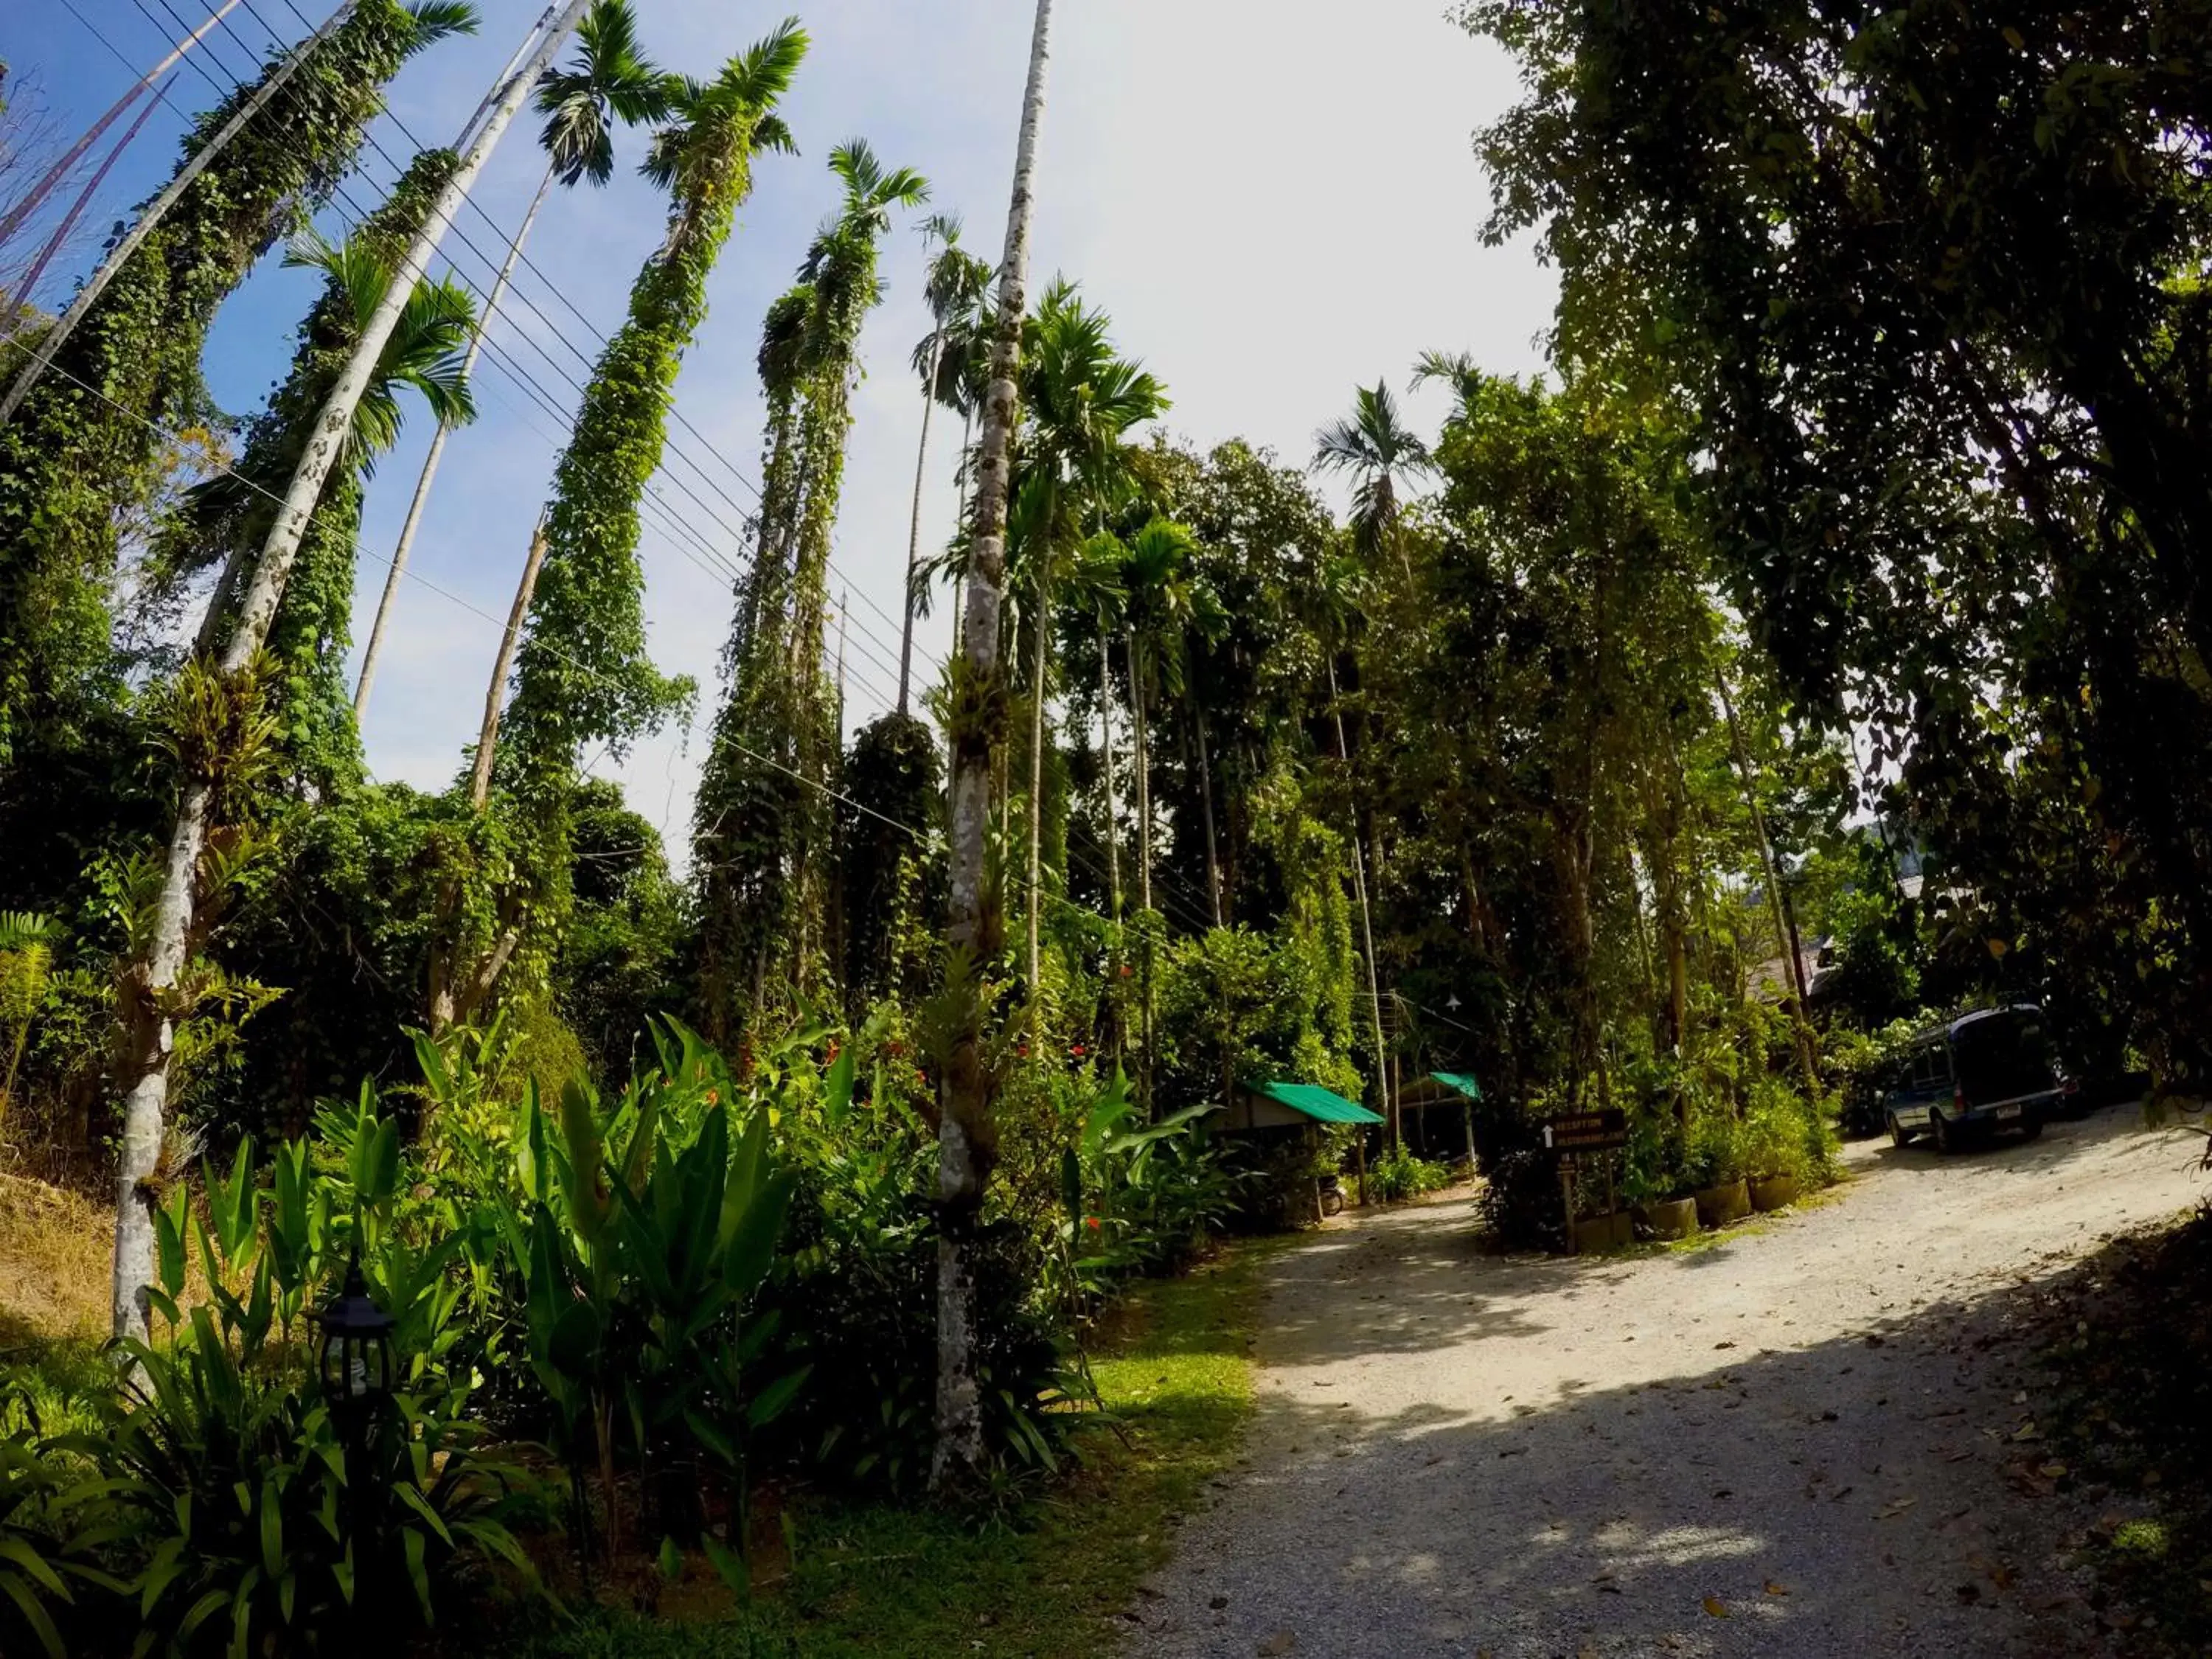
0,1173,114,1436
494,1242,1270,1658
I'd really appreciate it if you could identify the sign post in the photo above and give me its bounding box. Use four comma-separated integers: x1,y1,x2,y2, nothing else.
1543,1110,1627,1253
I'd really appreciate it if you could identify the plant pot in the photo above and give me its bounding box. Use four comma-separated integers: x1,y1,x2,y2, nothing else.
1635,1197,1699,1240
1573,1211,1633,1254
1694,1178,1752,1229
1750,1174,1799,1213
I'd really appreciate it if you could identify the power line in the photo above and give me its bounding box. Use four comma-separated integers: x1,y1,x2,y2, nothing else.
66,0,923,697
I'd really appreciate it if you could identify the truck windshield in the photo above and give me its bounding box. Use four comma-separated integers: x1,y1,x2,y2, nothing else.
1950,1012,2056,1105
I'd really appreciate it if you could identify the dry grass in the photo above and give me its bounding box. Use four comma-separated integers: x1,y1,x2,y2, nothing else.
0,1172,111,1346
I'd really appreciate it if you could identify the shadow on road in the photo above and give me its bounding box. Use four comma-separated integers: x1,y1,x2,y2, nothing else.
1144,1272,2114,1658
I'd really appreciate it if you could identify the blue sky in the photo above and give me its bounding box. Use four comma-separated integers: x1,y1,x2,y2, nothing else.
4,0,1554,861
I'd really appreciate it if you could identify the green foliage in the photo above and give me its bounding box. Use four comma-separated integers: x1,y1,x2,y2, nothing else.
0,0,472,773
435,1017,799,1551
1463,0,2212,1086
1366,1144,1450,1204
3,1087,530,1659
694,133,925,1045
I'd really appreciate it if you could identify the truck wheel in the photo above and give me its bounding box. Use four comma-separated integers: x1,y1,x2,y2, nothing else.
1933,1110,1959,1154
1889,1113,1914,1149
2019,1116,2045,1142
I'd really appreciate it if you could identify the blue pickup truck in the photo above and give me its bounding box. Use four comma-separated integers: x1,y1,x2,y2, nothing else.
1885,1006,2073,1152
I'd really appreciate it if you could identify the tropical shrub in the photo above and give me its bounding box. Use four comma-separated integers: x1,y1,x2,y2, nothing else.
445,1018,799,1556
1366,1144,1450,1204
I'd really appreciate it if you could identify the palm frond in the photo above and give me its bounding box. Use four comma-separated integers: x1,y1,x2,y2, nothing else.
401,1,479,54
723,18,809,111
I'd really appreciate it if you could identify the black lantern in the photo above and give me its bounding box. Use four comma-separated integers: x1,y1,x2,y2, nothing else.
313,1253,395,1423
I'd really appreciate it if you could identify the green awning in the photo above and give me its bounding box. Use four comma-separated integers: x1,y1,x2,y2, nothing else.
1430,1071,1484,1102
1256,1081,1385,1125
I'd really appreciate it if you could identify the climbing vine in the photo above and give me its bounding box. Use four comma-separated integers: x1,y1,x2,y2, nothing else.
0,0,473,774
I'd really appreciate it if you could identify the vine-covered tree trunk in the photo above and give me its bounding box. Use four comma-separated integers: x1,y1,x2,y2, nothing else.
0,0,306,421
937,0,1051,1492
0,0,444,773
108,5,588,1341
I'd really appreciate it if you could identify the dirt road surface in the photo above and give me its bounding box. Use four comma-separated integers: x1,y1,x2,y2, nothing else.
1131,1107,2201,1658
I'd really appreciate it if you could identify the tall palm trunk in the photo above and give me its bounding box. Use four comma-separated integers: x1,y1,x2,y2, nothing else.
937,0,1051,1492
356,156,557,717
1,0,340,422
1329,656,1394,1152
897,344,940,714
1099,632,1120,914
1129,629,1152,914
0,0,246,261
107,1,590,1343
470,516,549,811
1026,572,1051,992
1192,699,1222,926
9,88,170,327
950,406,976,661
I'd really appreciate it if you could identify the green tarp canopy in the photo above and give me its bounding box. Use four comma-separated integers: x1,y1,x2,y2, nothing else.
1256,1080,1385,1125
1429,1071,1484,1102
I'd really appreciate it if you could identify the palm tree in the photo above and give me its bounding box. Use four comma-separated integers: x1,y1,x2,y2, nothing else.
169,169,479,793
1312,380,1431,579
1410,348,1486,420
693,139,923,1040
1117,517,1221,918
1008,282,1165,990
899,213,992,713
451,23,808,1037
1299,546,1395,1150
354,0,671,717
939,0,1054,1493
109,0,592,1344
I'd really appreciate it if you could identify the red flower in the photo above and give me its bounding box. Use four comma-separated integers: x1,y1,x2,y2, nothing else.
1084,1215,1102,1231
1018,1043,1030,1058
1069,1043,1087,1058
824,1040,841,1065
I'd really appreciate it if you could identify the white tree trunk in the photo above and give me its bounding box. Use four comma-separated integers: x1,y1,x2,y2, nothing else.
897,350,939,715
470,516,549,810
1,0,341,421
1193,700,1222,925
936,0,1052,1493
1130,630,1152,916
1026,572,1051,992
1099,632,1120,915
356,156,556,718
105,0,590,1342
1329,657,1393,1150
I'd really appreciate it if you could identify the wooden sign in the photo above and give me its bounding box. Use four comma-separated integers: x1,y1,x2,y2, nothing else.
1543,1109,1627,1152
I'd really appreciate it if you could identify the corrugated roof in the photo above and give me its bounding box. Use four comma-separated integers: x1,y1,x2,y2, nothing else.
1256,1081,1385,1125
1429,1071,1484,1102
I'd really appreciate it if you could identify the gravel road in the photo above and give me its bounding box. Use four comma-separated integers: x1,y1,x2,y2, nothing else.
1130,1106,2201,1658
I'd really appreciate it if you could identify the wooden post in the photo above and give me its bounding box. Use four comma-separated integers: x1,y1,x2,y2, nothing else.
1354,1129,1368,1208
1559,1155,1577,1253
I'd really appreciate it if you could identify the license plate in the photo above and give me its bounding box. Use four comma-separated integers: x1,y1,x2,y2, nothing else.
1996,1104,2023,1121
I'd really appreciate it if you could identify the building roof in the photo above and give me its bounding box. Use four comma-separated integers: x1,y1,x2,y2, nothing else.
1255,1081,1385,1125
1429,1071,1483,1102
